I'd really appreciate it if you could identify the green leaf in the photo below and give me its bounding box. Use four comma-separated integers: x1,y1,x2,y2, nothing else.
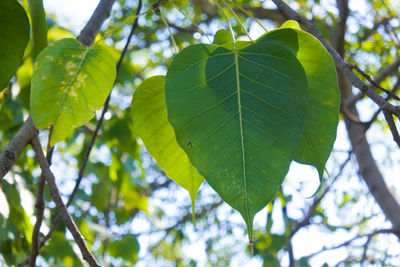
131,76,204,216
280,20,301,30
165,41,308,241
0,0,30,91
108,234,139,264
261,24,340,180
30,38,116,145
0,180,33,244
213,29,233,45
45,232,82,266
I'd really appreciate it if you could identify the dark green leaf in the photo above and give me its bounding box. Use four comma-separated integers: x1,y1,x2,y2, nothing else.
166,40,308,240
0,0,30,91
261,23,340,179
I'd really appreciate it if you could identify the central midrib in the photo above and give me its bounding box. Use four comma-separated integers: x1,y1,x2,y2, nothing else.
53,46,90,126
233,50,250,227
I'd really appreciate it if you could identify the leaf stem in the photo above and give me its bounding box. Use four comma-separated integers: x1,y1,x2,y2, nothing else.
230,2,268,33
160,12,179,54
28,0,48,60
95,9,150,45
222,0,254,42
214,0,236,49
166,0,212,43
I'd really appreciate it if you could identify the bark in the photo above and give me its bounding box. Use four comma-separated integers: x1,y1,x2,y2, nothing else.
31,136,100,266
0,117,36,179
77,0,116,46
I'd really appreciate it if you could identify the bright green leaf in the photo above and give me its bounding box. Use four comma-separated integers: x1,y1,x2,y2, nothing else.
280,20,301,30
131,76,204,216
213,29,233,45
0,0,30,91
261,25,340,180
165,41,308,241
30,38,116,145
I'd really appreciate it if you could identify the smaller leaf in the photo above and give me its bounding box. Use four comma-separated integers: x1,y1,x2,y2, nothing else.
30,38,116,145
213,29,233,45
131,76,204,217
280,20,301,30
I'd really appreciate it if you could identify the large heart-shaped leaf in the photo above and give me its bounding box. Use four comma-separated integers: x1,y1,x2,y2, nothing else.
165,40,308,240
0,0,30,91
131,76,204,216
30,38,116,145
260,23,340,180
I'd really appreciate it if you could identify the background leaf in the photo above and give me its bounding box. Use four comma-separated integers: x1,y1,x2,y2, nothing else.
30,38,116,145
166,41,308,240
108,234,139,264
131,76,204,215
261,24,340,179
0,0,30,91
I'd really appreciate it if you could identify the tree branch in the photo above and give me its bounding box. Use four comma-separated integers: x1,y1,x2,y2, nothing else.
290,151,353,238
77,0,116,46
26,140,53,267
271,0,400,230
343,57,400,108
238,6,287,24
351,64,400,101
0,117,36,179
30,136,100,266
375,56,400,84
271,0,400,117
304,228,400,260
383,110,400,148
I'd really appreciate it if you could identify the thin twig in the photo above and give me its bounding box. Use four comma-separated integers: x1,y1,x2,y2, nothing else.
31,136,100,266
230,1,268,33
363,77,400,130
160,12,179,54
351,64,400,101
383,110,400,148
270,0,400,118
26,130,54,267
289,150,353,239
303,228,400,260
343,57,400,107
222,0,254,42
166,0,212,43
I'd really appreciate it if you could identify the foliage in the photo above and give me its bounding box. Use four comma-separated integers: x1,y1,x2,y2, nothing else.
0,0,400,266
